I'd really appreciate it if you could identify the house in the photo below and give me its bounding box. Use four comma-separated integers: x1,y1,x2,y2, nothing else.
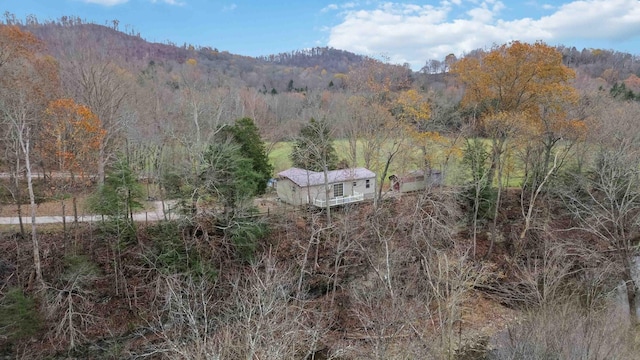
389,169,442,193
276,167,376,207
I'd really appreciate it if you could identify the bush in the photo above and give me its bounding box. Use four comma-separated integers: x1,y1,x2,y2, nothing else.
147,222,217,280
0,288,41,345
460,138,497,222
160,171,184,198
61,254,100,284
461,183,497,222
227,219,268,262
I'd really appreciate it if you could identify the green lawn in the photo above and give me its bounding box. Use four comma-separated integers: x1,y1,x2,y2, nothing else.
268,137,578,189
268,138,459,188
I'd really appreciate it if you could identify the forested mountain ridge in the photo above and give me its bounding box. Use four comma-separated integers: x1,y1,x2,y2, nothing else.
13,18,640,98
17,19,370,93
257,47,368,74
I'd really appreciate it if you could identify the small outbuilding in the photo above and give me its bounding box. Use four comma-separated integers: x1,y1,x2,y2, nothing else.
389,169,442,193
276,167,376,207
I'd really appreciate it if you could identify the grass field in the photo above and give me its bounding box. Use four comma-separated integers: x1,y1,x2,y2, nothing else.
268,137,552,189
268,138,466,185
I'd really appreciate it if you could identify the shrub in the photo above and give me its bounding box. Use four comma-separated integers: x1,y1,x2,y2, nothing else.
0,288,41,344
227,219,268,262
147,222,217,280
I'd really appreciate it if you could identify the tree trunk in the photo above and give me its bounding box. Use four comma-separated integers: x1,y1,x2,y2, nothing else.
623,256,639,328
20,130,42,285
12,159,25,238
98,146,106,186
323,164,331,225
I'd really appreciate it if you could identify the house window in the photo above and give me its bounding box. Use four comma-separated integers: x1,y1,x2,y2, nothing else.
292,184,296,192
366,179,371,189
353,181,357,187
334,183,344,197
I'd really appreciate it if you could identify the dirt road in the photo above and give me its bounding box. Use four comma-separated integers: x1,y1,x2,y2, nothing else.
0,201,178,225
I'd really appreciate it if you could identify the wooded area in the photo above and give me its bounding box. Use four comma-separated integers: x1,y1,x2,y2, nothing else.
2,15,640,359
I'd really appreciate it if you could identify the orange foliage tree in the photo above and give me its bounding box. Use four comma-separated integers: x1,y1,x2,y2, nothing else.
344,58,413,202
0,24,42,67
450,41,579,185
40,98,106,178
393,89,434,168
451,41,581,250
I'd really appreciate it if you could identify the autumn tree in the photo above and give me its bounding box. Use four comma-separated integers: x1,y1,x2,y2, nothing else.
344,58,414,203
451,41,578,247
64,59,129,184
393,89,439,171
0,25,59,285
451,41,577,186
40,98,105,178
343,95,394,170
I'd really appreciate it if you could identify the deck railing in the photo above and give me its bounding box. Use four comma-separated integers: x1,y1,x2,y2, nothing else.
312,192,365,207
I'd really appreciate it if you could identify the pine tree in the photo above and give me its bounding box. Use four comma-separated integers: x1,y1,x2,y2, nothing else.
224,118,273,195
200,139,262,212
87,154,144,243
290,118,338,172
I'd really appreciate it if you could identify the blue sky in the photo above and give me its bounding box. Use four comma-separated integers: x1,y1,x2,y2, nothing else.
3,0,640,70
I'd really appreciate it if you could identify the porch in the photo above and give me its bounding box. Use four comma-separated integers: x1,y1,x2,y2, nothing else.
311,192,365,207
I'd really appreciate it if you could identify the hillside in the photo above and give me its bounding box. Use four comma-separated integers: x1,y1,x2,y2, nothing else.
2,17,640,359
19,20,372,95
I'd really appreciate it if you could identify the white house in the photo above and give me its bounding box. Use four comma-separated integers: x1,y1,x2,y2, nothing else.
276,167,376,207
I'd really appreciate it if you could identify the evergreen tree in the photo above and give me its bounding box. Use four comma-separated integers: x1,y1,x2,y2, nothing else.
290,118,339,172
610,82,639,101
87,154,145,242
200,136,267,262
88,154,144,221
224,118,273,195
200,139,262,212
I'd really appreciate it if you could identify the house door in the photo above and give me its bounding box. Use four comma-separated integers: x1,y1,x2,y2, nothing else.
333,183,344,197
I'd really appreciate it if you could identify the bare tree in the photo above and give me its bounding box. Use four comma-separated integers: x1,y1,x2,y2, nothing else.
136,255,328,359
0,25,58,285
65,59,128,184
560,100,640,328
44,256,101,351
494,300,637,359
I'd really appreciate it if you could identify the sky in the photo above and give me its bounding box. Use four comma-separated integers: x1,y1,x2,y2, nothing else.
3,0,640,70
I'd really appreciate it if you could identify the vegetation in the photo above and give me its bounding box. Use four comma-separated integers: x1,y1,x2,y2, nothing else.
87,154,145,243
1,16,640,359
221,117,274,195
0,288,41,345
290,117,339,172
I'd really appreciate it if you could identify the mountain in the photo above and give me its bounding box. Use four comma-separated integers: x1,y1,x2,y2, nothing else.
18,19,373,94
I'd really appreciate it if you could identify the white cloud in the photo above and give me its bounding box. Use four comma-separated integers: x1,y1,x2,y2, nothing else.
150,0,185,5
82,0,128,5
326,0,640,70
223,3,237,11
83,0,184,6
322,1,360,13
322,4,339,12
